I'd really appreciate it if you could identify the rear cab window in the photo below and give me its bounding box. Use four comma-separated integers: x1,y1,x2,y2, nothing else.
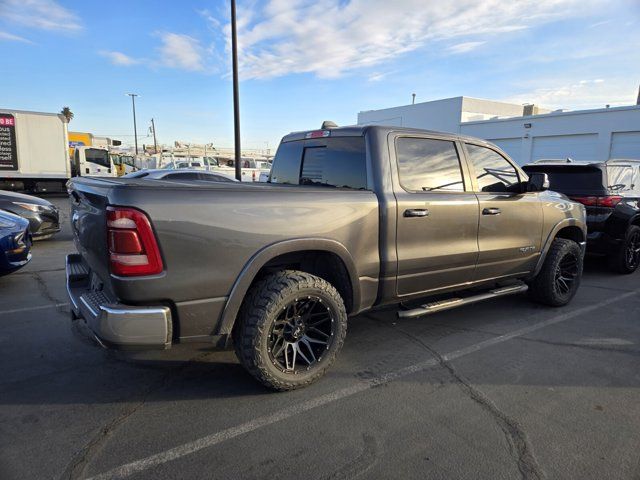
270,137,367,190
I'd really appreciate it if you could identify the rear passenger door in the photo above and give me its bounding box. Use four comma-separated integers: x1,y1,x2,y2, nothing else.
393,136,480,296
463,143,543,281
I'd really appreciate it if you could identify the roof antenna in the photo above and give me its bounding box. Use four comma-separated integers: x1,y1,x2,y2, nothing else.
321,120,338,129
637,83,640,105
412,93,416,105
566,157,573,163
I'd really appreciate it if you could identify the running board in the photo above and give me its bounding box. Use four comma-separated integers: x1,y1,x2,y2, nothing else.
398,283,529,319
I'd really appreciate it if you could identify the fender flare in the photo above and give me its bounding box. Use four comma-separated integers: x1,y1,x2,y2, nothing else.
531,218,587,277
216,238,361,336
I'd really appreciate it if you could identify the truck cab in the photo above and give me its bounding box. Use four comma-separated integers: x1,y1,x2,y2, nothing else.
72,146,116,177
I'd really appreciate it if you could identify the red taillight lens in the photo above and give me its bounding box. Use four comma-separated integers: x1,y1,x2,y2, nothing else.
570,196,598,206
598,196,622,208
108,230,142,254
570,196,623,208
106,206,163,276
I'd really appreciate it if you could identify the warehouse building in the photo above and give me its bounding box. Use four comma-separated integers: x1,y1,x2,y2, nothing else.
357,96,640,165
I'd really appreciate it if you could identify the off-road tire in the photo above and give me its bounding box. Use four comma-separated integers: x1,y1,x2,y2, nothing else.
234,270,347,391
608,225,640,274
528,238,583,307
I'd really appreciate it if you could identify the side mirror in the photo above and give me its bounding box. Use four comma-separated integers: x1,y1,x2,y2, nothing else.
527,172,550,192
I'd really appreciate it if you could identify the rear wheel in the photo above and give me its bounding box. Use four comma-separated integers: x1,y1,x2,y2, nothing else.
234,270,347,391
528,238,583,306
609,225,640,274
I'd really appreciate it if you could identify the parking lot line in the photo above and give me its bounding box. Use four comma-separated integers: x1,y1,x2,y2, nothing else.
86,289,639,480
0,303,69,316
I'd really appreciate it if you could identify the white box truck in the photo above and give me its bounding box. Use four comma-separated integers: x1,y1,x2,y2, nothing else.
0,109,71,192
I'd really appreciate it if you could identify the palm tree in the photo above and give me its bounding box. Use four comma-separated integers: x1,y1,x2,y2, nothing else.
60,106,74,123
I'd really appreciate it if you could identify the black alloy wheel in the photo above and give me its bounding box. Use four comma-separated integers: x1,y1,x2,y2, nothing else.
624,229,640,271
528,238,583,306
268,295,334,373
554,252,579,295
234,270,348,391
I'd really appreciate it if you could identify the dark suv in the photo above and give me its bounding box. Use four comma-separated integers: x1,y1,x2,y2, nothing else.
524,159,640,273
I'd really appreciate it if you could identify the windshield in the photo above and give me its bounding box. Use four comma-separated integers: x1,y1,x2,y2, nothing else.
85,148,110,168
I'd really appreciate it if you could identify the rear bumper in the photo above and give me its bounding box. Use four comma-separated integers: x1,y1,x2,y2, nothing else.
66,254,172,350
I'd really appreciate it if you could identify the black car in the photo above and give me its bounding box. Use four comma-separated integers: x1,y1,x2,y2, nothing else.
0,209,31,275
524,159,640,273
0,190,60,240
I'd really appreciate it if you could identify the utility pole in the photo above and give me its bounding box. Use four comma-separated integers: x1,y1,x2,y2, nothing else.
126,93,139,155
150,118,158,154
231,0,241,181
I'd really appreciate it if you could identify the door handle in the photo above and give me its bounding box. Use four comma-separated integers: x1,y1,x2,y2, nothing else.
482,207,501,216
404,208,429,218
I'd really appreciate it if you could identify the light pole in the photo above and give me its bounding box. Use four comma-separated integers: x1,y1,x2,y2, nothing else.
150,118,158,154
230,0,241,181
126,93,139,155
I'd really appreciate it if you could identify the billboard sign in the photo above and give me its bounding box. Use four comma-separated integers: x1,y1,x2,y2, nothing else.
0,114,18,170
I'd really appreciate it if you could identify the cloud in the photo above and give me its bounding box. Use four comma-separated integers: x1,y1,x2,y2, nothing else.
0,0,82,32
99,50,140,66
505,78,637,110
0,30,34,43
157,32,206,72
212,0,604,80
447,41,485,54
368,71,393,82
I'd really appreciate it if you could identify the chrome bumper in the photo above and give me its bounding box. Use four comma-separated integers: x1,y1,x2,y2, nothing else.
66,254,172,349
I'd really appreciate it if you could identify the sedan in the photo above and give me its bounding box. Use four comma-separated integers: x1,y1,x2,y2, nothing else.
0,210,31,275
124,169,237,182
0,190,61,240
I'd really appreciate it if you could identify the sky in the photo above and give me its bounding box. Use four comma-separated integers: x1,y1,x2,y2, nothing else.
0,0,639,152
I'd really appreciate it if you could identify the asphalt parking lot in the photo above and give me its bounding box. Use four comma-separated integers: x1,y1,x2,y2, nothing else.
1,196,639,480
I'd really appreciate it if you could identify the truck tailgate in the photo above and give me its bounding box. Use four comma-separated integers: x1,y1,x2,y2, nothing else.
69,178,115,292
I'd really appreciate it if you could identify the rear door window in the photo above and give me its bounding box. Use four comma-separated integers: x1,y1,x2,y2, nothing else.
396,137,465,192
466,144,519,192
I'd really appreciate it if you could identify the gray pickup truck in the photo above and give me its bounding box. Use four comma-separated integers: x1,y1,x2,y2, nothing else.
67,125,587,390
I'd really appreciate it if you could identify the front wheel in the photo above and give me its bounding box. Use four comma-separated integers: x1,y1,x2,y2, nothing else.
234,270,347,391
609,225,640,274
528,238,583,306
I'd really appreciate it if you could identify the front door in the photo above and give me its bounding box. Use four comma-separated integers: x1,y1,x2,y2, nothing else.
464,143,543,281
394,136,479,296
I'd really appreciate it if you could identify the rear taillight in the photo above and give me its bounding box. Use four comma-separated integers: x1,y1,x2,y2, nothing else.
570,196,622,208
107,206,163,276
598,196,623,208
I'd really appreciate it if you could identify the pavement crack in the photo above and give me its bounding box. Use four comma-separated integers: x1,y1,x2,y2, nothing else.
59,351,214,480
12,267,65,276
366,315,545,480
31,272,67,313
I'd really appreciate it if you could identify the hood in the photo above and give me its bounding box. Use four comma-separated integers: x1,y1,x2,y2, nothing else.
0,190,53,207
0,209,29,228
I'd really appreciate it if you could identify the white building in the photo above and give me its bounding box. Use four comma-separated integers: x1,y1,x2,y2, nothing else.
357,96,640,165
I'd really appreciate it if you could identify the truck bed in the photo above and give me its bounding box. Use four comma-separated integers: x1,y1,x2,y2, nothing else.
68,177,380,340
